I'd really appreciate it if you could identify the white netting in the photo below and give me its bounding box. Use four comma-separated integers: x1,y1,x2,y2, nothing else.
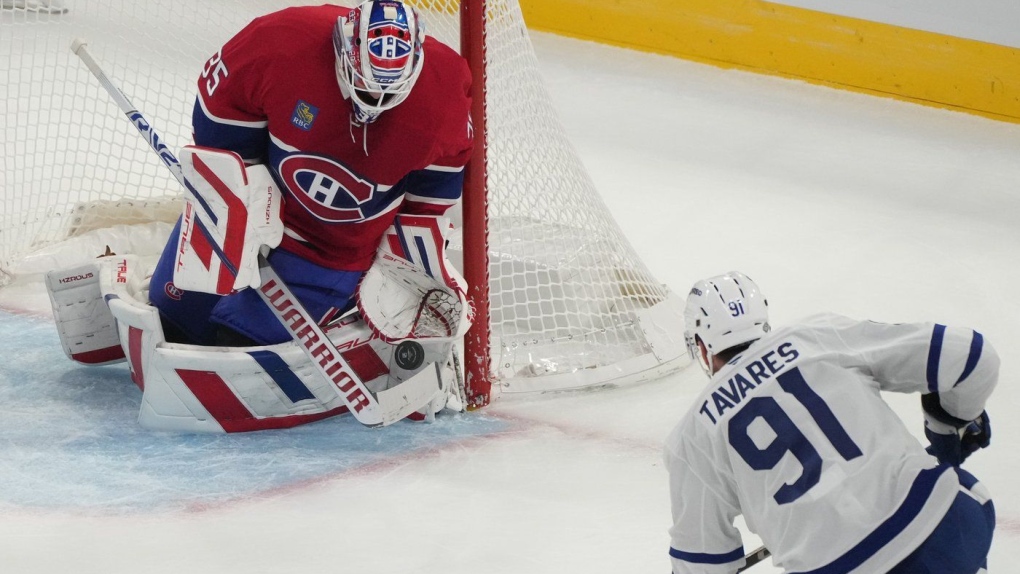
1,0,687,396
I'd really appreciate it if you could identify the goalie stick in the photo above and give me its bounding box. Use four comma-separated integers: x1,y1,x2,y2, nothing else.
70,38,435,427
737,546,771,572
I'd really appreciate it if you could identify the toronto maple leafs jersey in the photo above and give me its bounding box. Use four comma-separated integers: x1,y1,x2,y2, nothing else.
664,313,998,574
191,5,473,271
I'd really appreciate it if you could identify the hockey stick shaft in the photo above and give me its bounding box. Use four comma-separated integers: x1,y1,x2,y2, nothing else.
737,546,771,572
257,251,434,426
71,39,186,187
69,39,393,427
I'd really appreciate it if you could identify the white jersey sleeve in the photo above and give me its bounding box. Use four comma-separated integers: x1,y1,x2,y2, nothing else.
664,313,998,574
664,427,746,573
825,316,997,421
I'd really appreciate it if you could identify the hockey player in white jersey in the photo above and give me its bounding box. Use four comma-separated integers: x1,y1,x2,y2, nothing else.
665,271,996,573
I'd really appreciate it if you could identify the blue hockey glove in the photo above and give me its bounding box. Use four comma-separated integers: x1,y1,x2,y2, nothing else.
961,412,992,455
923,403,991,467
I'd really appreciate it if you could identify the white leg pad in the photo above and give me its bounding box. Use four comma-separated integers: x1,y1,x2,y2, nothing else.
44,255,462,432
46,260,126,365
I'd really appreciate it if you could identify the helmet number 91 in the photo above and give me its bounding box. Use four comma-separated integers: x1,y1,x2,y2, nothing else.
728,300,745,317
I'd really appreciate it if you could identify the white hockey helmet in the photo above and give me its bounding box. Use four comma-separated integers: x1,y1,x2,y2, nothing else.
333,0,426,124
683,271,770,375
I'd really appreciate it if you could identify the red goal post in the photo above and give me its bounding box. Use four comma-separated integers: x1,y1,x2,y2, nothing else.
459,0,493,406
0,0,689,406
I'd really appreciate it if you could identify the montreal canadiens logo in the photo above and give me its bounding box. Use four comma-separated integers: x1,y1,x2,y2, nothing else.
165,282,184,301
278,154,392,222
368,23,412,83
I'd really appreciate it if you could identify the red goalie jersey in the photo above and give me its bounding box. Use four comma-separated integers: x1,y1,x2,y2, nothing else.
191,4,473,271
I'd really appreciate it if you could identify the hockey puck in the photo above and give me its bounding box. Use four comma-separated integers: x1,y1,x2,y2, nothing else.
394,341,425,370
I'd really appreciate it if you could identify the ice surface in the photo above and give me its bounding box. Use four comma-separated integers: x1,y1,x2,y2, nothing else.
1,30,1019,574
0,312,510,514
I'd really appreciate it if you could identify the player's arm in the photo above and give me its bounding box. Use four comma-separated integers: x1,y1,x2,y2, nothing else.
817,315,998,414
191,19,271,164
398,164,465,216
399,114,472,216
400,52,473,217
819,314,998,464
664,429,746,574
911,323,998,465
375,117,473,333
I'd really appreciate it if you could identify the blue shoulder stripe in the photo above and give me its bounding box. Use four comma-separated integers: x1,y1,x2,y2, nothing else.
954,331,984,387
925,324,947,393
400,167,466,201
669,545,744,565
192,98,269,163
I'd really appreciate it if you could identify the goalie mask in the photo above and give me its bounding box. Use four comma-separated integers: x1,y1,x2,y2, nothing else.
683,271,770,376
333,0,425,124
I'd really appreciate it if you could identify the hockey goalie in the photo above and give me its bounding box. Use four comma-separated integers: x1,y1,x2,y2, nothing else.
46,146,471,432
44,0,475,432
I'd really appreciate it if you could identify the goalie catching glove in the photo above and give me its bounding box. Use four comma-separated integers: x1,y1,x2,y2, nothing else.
173,146,283,295
357,214,472,342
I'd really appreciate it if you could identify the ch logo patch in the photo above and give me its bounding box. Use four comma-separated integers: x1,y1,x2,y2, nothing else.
368,23,412,83
165,282,184,301
291,100,318,131
278,153,397,222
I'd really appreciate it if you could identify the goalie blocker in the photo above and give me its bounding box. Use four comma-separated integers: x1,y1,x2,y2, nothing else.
173,145,283,296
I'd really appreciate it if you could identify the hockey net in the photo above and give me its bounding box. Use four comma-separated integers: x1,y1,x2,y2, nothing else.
0,0,688,406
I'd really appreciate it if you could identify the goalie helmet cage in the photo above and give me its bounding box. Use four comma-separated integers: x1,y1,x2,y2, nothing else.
0,0,688,407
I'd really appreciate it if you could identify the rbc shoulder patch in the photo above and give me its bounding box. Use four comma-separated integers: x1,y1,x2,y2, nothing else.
291,100,319,131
